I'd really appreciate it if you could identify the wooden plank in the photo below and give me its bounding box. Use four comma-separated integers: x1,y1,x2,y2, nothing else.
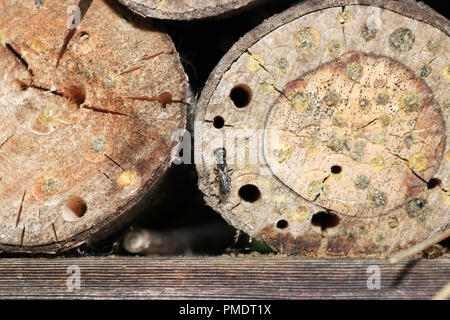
0,257,448,299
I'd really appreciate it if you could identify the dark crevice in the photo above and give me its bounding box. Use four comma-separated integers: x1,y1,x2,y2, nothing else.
245,49,272,75
311,211,340,231
5,43,33,76
15,189,27,228
0,132,15,150
272,85,291,102
18,80,88,108
383,147,432,186
20,81,64,98
20,227,25,246
51,223,59,242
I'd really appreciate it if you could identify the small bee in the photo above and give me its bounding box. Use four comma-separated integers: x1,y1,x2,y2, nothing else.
214,147,231,200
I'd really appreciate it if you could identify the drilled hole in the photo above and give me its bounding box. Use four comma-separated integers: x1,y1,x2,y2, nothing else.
213,116,225,129
230,84,252,108
427,178,441,189
276,219,288,229
238,184,261,202
331,165,342,174
311,211,340,231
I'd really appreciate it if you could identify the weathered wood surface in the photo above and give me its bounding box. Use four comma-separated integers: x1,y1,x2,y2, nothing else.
195,0,450,257
118,0,266,21
0,256,448,299
0,0,189,253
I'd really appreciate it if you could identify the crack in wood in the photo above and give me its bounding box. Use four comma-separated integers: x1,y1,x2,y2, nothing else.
5,44,34,76
117,65,144,76
56,0,94,67
126,92,188,108
82,105,134,117
20,227,25,246
245,49,272,75
15,190,27,228
0,132,15,150
361,117,379,128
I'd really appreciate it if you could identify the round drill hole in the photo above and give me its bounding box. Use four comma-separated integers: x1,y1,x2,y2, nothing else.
331,165,342,174
311,211,340,231
230,84,252,108
79,32,90,41
213,116,225,129
62,196,87,221
238,184,261,202
427,178,441,189
276,219,288,229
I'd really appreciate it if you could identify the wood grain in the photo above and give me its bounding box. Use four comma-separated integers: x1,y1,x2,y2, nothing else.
0,256,448,299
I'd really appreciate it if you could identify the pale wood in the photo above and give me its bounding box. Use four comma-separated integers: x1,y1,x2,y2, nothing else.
0,256,448,299
0,0,189,253
195,0,450,257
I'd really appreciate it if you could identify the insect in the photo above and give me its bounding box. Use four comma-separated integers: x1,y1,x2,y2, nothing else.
214,147,231,200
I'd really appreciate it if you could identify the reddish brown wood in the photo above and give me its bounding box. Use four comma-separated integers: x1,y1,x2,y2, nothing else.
0,256,448,299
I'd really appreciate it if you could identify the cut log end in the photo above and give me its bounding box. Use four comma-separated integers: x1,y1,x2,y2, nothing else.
0,0,188,253
195,0,450,257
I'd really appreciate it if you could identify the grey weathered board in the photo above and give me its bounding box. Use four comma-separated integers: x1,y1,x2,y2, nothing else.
0,257,448,299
